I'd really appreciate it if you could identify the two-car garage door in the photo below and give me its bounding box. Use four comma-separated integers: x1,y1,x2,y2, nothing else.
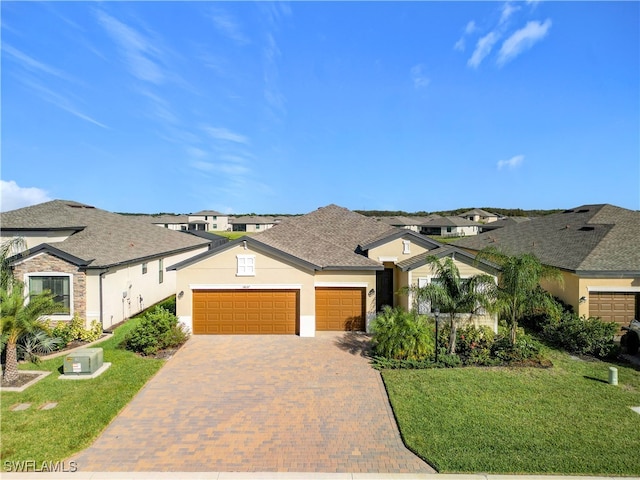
589,292,639,331
193,290,298,334
192,287,365,334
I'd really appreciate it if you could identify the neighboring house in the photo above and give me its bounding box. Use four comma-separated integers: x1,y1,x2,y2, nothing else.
456,204,640,331
376,215,440,233
148,214,190,231
480,216,531,233
168,204,499,336
0,200,212,330
188,210,230,231
459,208,500,224
420,216,482,237
229,216,282,233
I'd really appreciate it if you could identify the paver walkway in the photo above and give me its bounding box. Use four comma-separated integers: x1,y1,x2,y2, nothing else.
70,333,434,473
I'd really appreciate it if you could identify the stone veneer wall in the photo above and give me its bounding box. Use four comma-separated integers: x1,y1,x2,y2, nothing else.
12,253,86,322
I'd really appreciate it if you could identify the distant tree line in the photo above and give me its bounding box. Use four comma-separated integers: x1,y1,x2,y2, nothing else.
355,207,563,218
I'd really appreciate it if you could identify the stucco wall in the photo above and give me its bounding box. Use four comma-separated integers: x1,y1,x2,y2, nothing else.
401,258,498,331
368,237,429,263
1,231,77,251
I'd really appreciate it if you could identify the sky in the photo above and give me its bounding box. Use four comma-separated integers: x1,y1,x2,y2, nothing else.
1,1,638,215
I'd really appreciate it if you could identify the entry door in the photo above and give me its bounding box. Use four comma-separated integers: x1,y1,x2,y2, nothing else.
376,268,394,311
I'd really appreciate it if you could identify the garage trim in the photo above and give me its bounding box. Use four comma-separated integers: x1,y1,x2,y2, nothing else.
190,283,303,290
587,286,640,293
314,282,368,288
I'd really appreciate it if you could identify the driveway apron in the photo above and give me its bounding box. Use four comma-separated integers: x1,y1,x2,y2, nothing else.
70,333,434,473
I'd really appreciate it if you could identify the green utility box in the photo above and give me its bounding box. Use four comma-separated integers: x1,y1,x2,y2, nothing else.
63,348,104,375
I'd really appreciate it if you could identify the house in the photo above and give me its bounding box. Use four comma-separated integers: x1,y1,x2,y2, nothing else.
459,208,500,224
455,204,640,330
148,214,190,231
376,215,440,233
420,216,482,237
188,210,230,231
168,204,499,336
229,215,282,233
0,200,212,330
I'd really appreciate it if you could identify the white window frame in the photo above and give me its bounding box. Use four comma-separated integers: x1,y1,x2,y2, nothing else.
236,255,256,276
402,240,411,255
24,272,73,320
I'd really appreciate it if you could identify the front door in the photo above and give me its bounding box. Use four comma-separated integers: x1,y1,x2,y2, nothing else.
376,268,394,311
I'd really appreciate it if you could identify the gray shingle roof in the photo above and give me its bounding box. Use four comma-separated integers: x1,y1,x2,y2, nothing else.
1,200,210,268
455,204,640,273
253,205,401,269
460,208,497,217
421,216,482,227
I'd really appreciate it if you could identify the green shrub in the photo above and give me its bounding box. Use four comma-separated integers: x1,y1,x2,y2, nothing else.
123,306,188,356
371,306,434,360
492,331,543,363
456,325,496,365
50,315,103,348
541,312,618,358
156,295,176,315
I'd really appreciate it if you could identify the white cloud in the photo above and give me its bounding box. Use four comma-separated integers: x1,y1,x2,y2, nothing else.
497,154,524,170
410,64,430,89
454,38,465,52
210,9,250,46
203,127,249,144
2,44,70,81
96,11,164,84
497,19,552,66
500,2,520,25
1,180,51,212
468,32,500,68
465,20,477,35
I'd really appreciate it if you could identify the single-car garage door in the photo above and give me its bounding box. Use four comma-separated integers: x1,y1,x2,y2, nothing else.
589,292,638,331
315,287,365,331
193,290,298,334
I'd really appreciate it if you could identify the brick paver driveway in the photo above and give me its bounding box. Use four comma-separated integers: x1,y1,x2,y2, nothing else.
70,333,434,473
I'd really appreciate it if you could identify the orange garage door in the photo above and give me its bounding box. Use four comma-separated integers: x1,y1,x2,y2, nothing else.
192,290,298,334
589,292,638,331
315,287,365,331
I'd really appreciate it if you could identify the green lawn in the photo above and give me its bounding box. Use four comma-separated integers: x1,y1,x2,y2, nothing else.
1,318,165,464
382,348,640,475
214,231,254,240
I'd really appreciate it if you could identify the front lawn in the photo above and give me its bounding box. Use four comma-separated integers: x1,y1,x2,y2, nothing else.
1,318,165,464
383,348,640,475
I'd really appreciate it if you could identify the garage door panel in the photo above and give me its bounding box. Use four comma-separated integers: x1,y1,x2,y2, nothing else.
193,290,297,335
590,292,637,331
315,288,365,331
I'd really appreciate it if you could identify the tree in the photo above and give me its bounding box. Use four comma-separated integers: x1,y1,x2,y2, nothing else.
476,247,562,345
0,237,26,291
1,282,58,381
401,255,496,355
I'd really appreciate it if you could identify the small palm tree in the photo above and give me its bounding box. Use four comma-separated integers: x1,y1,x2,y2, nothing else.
0,237,26,291
401,255,496,355
477,247,562,345
1,282,58,382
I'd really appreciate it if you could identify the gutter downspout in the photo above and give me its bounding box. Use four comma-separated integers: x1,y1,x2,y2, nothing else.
99,269,108,331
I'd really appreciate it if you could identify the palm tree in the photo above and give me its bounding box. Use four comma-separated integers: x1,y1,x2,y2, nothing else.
1,282,58,382
402,255,496,355
476,247,562,345
0,237,26,291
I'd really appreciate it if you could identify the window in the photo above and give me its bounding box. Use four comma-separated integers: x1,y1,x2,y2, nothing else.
158,259,164,284
417,277,430,314
142,262,148,274
256,224,261,230
402,240,411,254
29,275,71,315
237,255,255,276
212,224,217,230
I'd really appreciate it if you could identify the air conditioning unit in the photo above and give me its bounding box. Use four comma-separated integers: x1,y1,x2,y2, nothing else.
63,348,104,375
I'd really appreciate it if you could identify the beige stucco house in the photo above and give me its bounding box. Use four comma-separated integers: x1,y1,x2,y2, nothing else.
169,205,499,336
1,200,212,330
188,210,230,231
456,204,640,331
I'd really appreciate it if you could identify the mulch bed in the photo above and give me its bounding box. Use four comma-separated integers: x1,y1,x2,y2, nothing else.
1,372,41,388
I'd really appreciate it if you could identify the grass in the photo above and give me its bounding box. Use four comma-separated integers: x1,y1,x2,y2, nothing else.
382,347,640,475
1,318,165,464
214,231,254,240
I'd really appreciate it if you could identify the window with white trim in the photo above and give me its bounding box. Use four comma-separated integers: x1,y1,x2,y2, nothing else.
142,262,148,274
402,240,411,254
28,274,71,315
158,258,164,284
417,277,430,314
237,255,255,276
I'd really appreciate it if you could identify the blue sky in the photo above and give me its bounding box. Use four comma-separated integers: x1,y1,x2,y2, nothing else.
2,1,638,214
